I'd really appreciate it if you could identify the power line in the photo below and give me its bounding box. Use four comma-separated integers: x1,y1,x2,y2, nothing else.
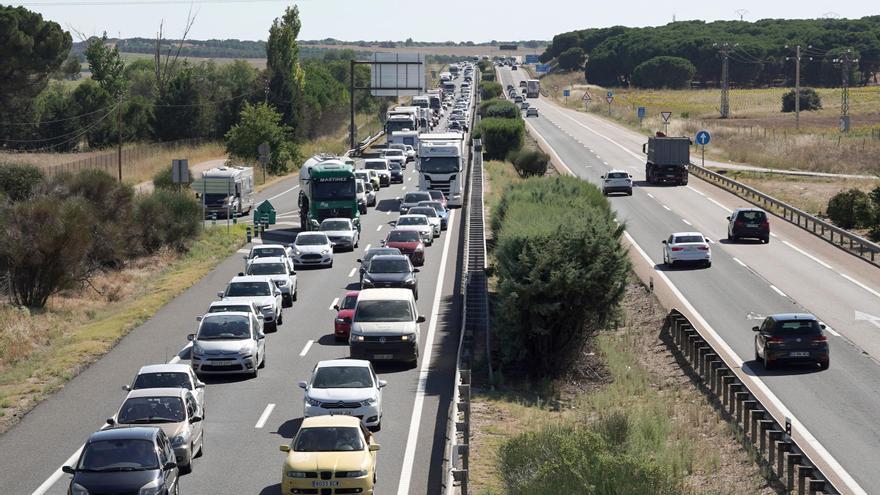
0,104,117,127
9,0,297,6
0,103,119,143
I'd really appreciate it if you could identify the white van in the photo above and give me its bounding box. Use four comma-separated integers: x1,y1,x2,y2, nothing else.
349,288,425,366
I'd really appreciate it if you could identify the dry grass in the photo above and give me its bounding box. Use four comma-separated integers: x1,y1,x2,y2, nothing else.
118,52,266,69
307,43,545,58
0,224,247,431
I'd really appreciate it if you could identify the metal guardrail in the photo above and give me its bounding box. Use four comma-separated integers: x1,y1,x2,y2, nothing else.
666,310,839,494
688,163,880,267
344,129,384,158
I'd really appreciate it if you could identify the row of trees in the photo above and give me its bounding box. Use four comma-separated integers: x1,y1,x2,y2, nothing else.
540,17,880,88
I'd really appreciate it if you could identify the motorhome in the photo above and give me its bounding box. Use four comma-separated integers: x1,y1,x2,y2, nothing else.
191,165,255,217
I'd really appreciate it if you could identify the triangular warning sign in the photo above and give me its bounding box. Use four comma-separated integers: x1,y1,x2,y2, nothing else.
661,111,672,122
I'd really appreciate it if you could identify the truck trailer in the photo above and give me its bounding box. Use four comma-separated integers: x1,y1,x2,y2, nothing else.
643,135,692,185
526,79,540,98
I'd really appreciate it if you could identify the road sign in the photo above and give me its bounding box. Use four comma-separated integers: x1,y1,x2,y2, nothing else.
637,107,646,119
661,111,672,122
563,89,571,97
171,159,189,184
582,92,591,101
606,90,613,98
370,52,425,97
254,200,277,226
524,54,539,64
695,130,711,145
535,64,550,73
605,95,614,104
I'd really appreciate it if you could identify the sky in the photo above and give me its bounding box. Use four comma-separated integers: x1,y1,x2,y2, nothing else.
5,0,878,42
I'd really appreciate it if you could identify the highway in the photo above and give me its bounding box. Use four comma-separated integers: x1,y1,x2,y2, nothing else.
500,66,880,491
0,146,466,492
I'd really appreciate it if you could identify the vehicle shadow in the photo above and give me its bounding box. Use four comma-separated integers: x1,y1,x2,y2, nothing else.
653,262,711,272
257,484,281,495
344,282,361,291
317,334,346,347
262,227,301,244
741,360,824,376
375,198,401,213
198,374,256,385
632,180,682,188
271,417,303,439
371,361,418,374
717,238,764,245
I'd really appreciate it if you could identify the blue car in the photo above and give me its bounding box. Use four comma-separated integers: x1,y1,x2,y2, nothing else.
419,200,449,230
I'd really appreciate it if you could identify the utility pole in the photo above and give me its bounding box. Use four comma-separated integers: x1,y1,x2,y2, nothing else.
834,48,858,133
350,59,356,150
717,43,731,119
116,97,123,182
735,9,749,21
795,45,801,130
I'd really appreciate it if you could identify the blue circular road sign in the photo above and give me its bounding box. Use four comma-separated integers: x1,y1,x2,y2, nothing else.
695,130,711,145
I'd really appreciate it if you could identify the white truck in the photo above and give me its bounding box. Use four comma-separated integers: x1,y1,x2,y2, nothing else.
191,165,255,218
385,106,419,134
389,130,420,153
526,79,540,98
416,133,464,207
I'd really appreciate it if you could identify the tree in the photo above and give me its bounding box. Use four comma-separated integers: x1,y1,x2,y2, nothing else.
826,189,874,229
56,55,83,80
266,5,306,136
71,80,115,148
557,47,586,71
224,102,295,175
85,34,126,97
781,88,822,112
478,118,524,160
0,164,45,202
152,67,202,141
632,56,696,89
480,82,502,100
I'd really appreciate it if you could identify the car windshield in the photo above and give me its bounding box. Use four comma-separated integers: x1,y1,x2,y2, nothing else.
409,208,437,218
608,172,629,179
322,221,351,231
133,372,191,390
226,282,271,297
209,304,252,314
293,427,364,452
198,315,251,340
364,183,374,192
354,300,414,322
673,235,704,244
404,193,431,204
772,320,822,335
296,234,328,246
369,258,410,273
252,248,285,258
117,396,186,424
384,150,403,157
79,439,159,472
312,179,355,201
312,366,373,388
738,211,767,222
389,163,402,171
247,263,286,276
420,201,444,213
398,217,427,226
429,191,444,201
388,231,420,242
341,294,358,310
421,155,460,173
356,182,364,193
365,249,399,262
365,162,387,170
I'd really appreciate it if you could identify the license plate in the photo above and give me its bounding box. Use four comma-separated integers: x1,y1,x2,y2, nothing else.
789,352,809,357
328,409,354,415
312,481,340,488
747,223,759,228
211,360,237,366
374,354,393,360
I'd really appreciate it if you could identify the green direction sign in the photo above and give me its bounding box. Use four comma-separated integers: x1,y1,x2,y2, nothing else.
254,200,276,225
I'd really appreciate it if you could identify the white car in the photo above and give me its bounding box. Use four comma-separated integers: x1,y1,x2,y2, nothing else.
244,256,298,307
407,206,441,237
320,218,360,251
217,276,283,330
122,363,205,416
381,149,406,169
299,359,387,431
662,232,712,268
363,181,377,207
601,170,633,196
243,244,291,271
364,158,391,187
404,145,416,161
205,300,264,334
189,311,266,377
355,179,368,214
395,214,434,246
290,232,334,268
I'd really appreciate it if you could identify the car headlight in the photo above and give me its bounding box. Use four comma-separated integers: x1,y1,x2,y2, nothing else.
260,304,273,310
415,246,424,252
138,478,161,495
287,471,310,478
275,280,287,286
360,397,376,407
404,278,415,285
71,483,90,495
321,249,331,255
305,396,322,407
401,333,415,341
191,344,204,357
335,317,350,324
351,334,365,343
293,247,302,256
171,433,188,447
338,470,368,478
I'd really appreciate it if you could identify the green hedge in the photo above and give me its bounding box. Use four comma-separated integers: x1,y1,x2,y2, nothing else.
480,81,503,101
479,117,524,160
507,149,549,177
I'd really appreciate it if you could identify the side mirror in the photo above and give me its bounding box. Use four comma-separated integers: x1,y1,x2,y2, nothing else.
820,323,826,330
122,385,131,392
369,443,381,452
217,291,225,299
106,418,116,426
238,272,244,277
629,174,633,178
242,256,248,260
195,382,206,389
297,381,307,389
190,415,203,423
356,259,362,263
378,380,388,388
195,316,202,322
187,334,195,341
752,326,760,332
279,445,291,453
62,466,76,475
600,175,605,179
333,305,340,311
380,240,386,246
413,269,420,273
257,315,264,320
417,315,426,323
726,216,731,221
275,290,282,296
163,461,177,471
661,240,667,244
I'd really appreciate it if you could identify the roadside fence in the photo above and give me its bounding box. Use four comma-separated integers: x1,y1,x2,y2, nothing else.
344,130,384,158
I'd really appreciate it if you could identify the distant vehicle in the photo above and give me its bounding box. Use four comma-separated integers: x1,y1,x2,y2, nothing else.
727,208,770,243
399,190,433,215
364,158,392,187
279,416,380,495
525,107,539,117
243,243,291,270
188,311,266,377
191,165,255,218
122,363,205,419
320,218,360,251
601,170,634,196
361,254,420,299
427,190,447,210
205,300,264,334
290,232,334,268
643,136,691,185
526,79,540,98
662,232,711,268
417,137,464,207
753,313,829,370
349,288,425,365
298,157,360,231
507,84,515,91
511,65,518,71
408,206,441,238
394,214,434,246
218,276,282,330
332,291,360,341
389,162,404,183
63,427,180,495
244,256,298,306
382,230,425,266
514,95,523,104
363,181,377,207
519,80,527,88
299,359,386,430
521,101,530,110
381,149,407,169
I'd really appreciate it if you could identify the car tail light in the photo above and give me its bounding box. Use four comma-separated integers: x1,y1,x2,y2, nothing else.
761,221,769,229
735,220,745,227
671,247,683,251
767,337,784,344
812,335,827,342
697,246,709,251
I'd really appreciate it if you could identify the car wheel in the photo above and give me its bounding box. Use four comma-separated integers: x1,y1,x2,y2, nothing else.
727,232,732,241
414,288,419,300
252,363,259,378
754,345,761,363
267,322,277,333
329,260,334,268
818,360,829,371
762,236,770,244
259,353,266,369
704,260,712,268
627,189,633,196
277,312,283,326
173,480,180,495
196,433,204,457
179,460,192,475
293,288,298,302
602,190,608,196
763,349,773,370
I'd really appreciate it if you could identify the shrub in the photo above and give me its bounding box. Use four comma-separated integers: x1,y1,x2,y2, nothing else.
826,189,873,229
135,190,203,253
479,117,524,160
480,81,502,101
481,71,495,82
0,164,45,202
557,47,586,71
508,149,549,177
152,165,194,190
631,56,696,89
484,100,521,120
782,88,822,112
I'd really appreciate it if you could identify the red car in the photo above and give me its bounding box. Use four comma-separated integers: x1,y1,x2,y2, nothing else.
383,229,425,266
333,291,360,341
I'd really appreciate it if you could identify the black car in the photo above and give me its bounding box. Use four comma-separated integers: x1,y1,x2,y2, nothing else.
728,208,770,243
360,254,420,299
753,313,829,370
389,162,404,183
356,247,401,283
63,427,180,495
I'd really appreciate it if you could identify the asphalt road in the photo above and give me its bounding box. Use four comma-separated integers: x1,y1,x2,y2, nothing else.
0,145,466,493
500,67,880,492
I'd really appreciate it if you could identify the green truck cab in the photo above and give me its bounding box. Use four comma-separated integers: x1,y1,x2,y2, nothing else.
298,156,360,232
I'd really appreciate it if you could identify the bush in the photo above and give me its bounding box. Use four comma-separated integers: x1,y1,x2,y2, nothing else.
479,117,524,160
225,102,296,175
0,164,45,202
480,81,502,101
782,88,822,112
492,177,629,376
152,165,194,190
479,99,520,120
135,190,204,253
508,149,549,177
557,47,586,71
826,189,874,229
481,71,496,82
632,56,696,89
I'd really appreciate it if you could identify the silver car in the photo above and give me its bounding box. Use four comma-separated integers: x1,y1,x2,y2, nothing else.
395,214,434,246
601,170,633,196
244,256,298,306
122,363,206,419
189,312,266,377
218,276,283,330
320,218,360,251
290,232,334,268
299,359,387,431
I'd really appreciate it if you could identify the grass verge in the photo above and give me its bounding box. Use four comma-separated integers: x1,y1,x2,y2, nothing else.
0,224,247,432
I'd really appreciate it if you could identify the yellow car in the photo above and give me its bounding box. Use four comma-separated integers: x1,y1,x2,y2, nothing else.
280,415,380,494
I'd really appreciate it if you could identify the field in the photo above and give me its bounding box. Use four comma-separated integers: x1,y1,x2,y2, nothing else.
538,71,880,175
307,43,545,59
119,51,266,68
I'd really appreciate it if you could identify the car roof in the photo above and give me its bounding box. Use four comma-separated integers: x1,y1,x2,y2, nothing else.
322,218,352,223
203,311,252,318
298,231,328,237
607,169,630,174
671,232,705,238
253,244,286,250
124,387,189,400
249,256,286,264
366,247,400,253
370,254,410,263
316,358,371,369
229,275,273,283
137,363,193,375
735,207,766,212
399,214,428,219
357,288,415,301
88,426,159,443
300,415,363,428
768,313,818,321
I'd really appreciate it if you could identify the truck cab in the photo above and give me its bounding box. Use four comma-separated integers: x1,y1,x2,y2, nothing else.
299,159,360,232
416,137,464,207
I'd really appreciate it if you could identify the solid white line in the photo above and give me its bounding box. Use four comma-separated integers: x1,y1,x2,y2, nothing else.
255,403,276,429
364,244,372,252
708,197,731,212
687,186,706,197
732,257,748,268
782,240,833,269
840,274,880,300
824,324,842,337
603,161,609,165
770,232,779,238
329,298,339,311
647,193,655,199
348,267,357,278
299,340,314,357
662,204,671,211
377,225,383,232
32,446,84,495
397,210,457,495
770,285,788,298
267,184,300,202
681,218,692,226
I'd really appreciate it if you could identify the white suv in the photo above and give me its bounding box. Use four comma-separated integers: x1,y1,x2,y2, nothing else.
217,276,283,330
601,170,633,196
299,359,387,431
364,158,391,187
243,256,298,307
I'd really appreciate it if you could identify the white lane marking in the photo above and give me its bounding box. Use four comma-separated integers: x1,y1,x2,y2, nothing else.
255,403,276,429
681,219,692,226
267,184,300,202
622,231,866,495
377,225,383,232
647,193,655,199
299,340,314,357
329,298,339,311
662,204,671,211
603,161,609,165
397,210,456,495
770,232,779,238
824,324,842,337
687,186,707,197
348,267,357,278
708,197,731,212
781,240,833,269
841,274,880,300
770,285,788,298
408,177,413,181
364,244,372,252
732,257,748,268
386,210,391,215
32,445,84,495
402,186,407,191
